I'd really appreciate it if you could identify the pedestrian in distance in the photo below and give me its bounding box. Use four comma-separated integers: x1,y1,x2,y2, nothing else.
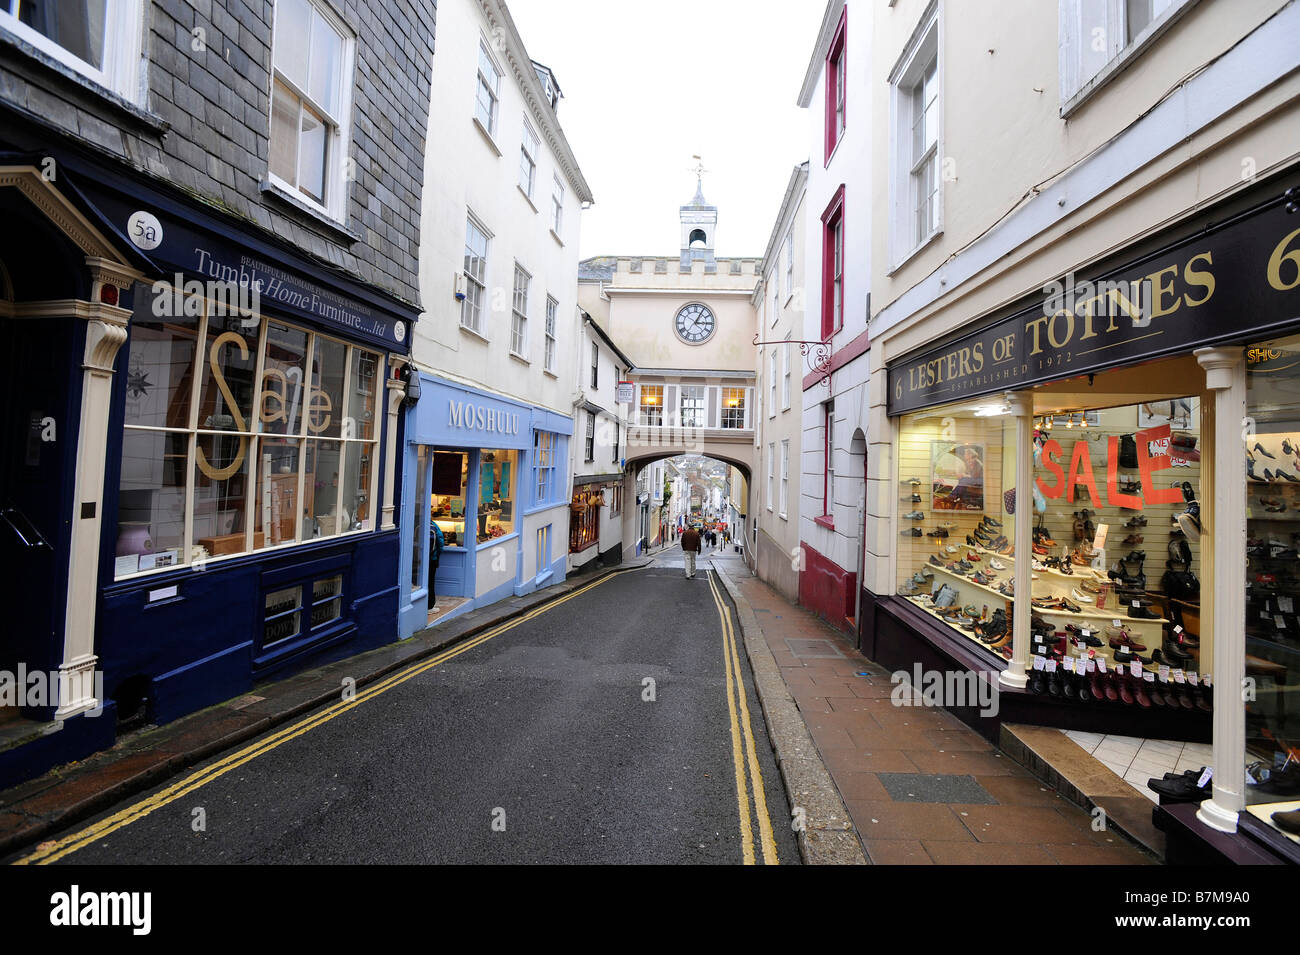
680,523,702,579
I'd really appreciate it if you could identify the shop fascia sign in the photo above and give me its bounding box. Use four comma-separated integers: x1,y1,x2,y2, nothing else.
447,399,521,436
887,191,1300,414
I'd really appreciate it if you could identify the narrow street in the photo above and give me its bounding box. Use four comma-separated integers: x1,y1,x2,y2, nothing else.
15,556,797,866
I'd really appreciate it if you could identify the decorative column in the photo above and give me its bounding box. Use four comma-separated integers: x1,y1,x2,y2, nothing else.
58,260,138,719
1194,346,1247,833
381,360,406,531
1000,390,1033,689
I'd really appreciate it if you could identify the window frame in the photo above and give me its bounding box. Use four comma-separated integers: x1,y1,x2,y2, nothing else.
461,213,490,336
475,39,502,137
821,184,846,340
822,400,835,521
551,173,565,237
767,441,775,512
584,412,596,463
721,387,746,430
680,385,705,430
511,262,530,358
543,295,558,373
267,0,357,222
0,0,145,104
779,439,789,519
782,339,792,410
784,228,795,302
887,0,942,271
769,350,778,418
824,6,848,164
591,341,599,390
639,385,664,427
534,430,555,504
519,117,539,199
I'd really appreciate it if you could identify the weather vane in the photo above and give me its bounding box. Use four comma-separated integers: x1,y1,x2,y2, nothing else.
689,154,708,182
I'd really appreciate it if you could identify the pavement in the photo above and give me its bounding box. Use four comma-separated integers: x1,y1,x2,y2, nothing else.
710,554,1155,865
2,552,798,865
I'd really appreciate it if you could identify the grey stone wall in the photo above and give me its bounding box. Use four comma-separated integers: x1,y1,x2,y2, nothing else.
0,0,435,306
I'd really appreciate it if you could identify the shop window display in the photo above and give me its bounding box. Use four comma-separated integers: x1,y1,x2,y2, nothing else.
897,378,1211,712
431,451,468,546
1244,336,1300,838
115,283,383,577
477,449,517,543
896,406,1016,654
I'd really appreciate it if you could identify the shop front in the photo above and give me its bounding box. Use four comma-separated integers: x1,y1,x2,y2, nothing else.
399,376,572,636
569,474,624,573
870,172,1300,862
0,150,417,787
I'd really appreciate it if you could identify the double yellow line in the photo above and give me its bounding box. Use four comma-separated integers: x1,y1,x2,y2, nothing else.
15,570,632,866
706,571,779,865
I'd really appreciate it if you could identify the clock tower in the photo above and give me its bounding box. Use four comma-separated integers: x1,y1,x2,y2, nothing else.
679,173,717,273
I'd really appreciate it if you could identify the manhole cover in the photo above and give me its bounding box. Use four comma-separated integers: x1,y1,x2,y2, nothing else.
877,773,996,804
785,638,844,659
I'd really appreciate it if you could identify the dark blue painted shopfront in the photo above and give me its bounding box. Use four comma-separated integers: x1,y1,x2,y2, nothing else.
0,147,418,788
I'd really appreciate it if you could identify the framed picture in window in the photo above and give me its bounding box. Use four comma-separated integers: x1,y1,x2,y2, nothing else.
931,441,985,511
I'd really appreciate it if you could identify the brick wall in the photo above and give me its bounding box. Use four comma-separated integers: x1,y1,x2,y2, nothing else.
0,0,435,306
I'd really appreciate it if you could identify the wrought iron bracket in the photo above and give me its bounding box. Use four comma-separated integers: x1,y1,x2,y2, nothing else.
752,334,831,389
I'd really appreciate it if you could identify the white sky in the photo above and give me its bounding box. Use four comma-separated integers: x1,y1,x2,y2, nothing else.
505,0,826,260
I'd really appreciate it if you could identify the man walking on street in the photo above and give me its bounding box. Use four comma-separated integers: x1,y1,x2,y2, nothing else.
680,523,702,579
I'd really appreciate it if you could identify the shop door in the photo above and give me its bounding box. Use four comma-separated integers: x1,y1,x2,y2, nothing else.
0,317,71,720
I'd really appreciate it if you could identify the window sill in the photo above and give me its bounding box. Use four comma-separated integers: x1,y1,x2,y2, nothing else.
886,227,943,277
0,28,164,133
509,350,531,365
550,228,564,247
543,368,558,379
460,322,491,344
779,512,788,522
814,514,835,530
476,531,519,551
260,180,360,245
517,184,539,213
472,116,502,156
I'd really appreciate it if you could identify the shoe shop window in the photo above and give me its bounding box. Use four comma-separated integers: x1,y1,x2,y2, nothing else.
896,402,1016,654
1245,336,1300,836
1028,385,1203,710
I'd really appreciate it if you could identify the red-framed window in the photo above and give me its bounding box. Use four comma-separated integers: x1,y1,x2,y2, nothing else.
824,7,848,163
821,184,846,341
819,400,835,526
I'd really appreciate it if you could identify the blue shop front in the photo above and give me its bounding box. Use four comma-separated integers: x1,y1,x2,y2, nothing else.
399,375,572,636
0,142,418,788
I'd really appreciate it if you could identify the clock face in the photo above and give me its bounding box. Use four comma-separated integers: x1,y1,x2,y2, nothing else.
675,303,716,344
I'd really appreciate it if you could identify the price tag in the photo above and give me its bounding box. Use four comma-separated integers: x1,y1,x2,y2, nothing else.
1275,614,1288,630
1097,658,1108,673
1130,660,1143,678
1032,655,1046,671
1261,610,1273,621
1204,673,1213,686
1045,659,1058,672
1144,671,1155,683
1081,629,1090,638
1173,625,1183,635
1283,597,1295,613
1085,658,1096,672
1196,766,1213,789
1173,669,1186,683
1113,619,1122,627
1158,664,1170,682
1131,600,1140,608
1063,657,1076,672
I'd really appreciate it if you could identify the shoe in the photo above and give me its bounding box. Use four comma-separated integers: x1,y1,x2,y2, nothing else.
1125,516,1148,528
927,528,949,538
1148,774,1212,803
1128,604,1161,620
901,527,923,536
1271,809,1300,835
1107,628,1147,652
904,510,925,520
912,493,923,502
1122,534,1144,545
983,517,1002,528
1255,442,1276,459
1277,469,1300,483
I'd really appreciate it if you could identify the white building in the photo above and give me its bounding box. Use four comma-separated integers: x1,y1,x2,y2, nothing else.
568,314,634,571
398,0,594,636
796,0,874,634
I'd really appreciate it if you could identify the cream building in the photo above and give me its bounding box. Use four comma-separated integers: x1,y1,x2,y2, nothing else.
578,181,760,556
862,0,1300,861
